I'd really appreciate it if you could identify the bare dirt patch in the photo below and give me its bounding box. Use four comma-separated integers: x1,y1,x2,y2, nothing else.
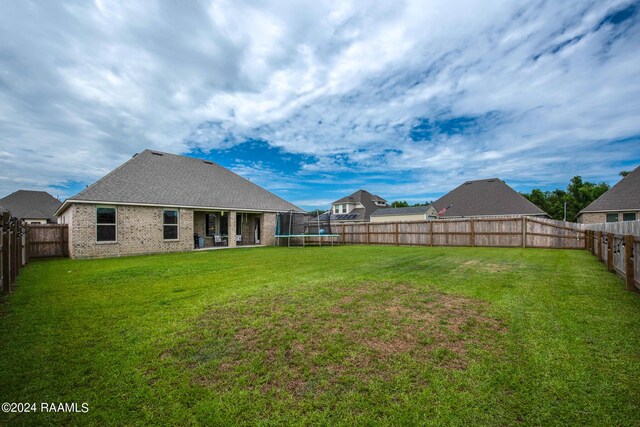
163,282,507,398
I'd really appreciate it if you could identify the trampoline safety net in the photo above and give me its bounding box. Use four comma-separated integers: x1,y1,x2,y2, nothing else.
275,210,333,236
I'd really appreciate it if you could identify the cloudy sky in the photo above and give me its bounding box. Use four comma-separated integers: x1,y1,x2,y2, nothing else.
1,1,639,210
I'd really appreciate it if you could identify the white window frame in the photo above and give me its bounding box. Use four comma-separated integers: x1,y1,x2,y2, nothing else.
163,209,180,241
96,205,117,243
605,213,618,223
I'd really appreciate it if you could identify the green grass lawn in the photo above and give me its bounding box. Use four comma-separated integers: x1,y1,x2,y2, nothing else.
1,246,639,426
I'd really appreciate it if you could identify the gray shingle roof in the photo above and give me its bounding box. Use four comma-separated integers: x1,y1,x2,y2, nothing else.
0,190,61,221
333,189,387,205
58,150,302,214
432,178,547,217
331,189,388,221
370,205,432,216
579,166,640,213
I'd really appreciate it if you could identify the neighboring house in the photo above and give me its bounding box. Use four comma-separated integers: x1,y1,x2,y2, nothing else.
577,166,640,224
370,205,438,223
324,189,389,222
55,149,302,259
432,178,549,218
0,190,61,224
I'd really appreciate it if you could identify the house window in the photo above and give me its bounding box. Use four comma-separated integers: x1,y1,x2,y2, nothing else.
342,203,347,213
163,209,179,240
205,214,217,236
606,213,618,223
623,212,636,221
96,206,116,242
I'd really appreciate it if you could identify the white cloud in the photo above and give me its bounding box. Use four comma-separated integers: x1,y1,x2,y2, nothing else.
0,0,639,205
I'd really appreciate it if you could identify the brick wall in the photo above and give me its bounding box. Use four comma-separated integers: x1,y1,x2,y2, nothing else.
579,211,640,224
578,212,607,224
68,203,193,259
262,212,276,246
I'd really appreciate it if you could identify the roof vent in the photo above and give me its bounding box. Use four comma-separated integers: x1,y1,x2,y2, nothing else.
132,153,138,157
151,152,164,156
464,181,472,185
203,160,213,165
487,179,496,182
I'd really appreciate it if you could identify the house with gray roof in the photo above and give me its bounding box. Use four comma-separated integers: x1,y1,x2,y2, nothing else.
0,190,61,223
370,205,438,223
432,178,548,218
325,189,389,222
577,166,640,224
55,149,302,258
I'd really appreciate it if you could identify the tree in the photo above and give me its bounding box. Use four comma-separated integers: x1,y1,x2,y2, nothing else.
390,201,409,208
522,176,609,222
620,170,630,177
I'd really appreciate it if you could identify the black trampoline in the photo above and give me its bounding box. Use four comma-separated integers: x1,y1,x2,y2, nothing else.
274,210,339,247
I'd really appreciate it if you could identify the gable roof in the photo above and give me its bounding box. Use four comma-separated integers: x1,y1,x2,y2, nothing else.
432,178,547,217
579,166,640,214
0,190,61,221
333,189,387,205
57,149,302,215
370,205,433,217
331,189,388,221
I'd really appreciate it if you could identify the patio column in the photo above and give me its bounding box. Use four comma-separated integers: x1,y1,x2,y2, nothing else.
228,210,236,247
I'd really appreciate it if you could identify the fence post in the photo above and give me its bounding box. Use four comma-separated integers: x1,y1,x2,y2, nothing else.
16,222,22,273
522,217,527,248
7,219,12,286
2,212,10,293
429,221,433,246
366,223,370,245
470,219,475,247
624,235,635,291
596,231,602,261
607,233,614,272
395,222,399,246
0,214,4,293
12,220,19,282
59,226,66,257
21,226,27,265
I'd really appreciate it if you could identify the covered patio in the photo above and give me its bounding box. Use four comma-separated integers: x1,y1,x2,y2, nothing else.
193,210,264,249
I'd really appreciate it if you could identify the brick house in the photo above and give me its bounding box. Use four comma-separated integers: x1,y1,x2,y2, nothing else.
55,150,302,259
577,166,640,224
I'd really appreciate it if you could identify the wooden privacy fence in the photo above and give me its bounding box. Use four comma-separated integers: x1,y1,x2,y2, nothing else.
1,214,69,293
1,212,27,293
585,227,639,292
333,216,586,249
27,224,69,258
